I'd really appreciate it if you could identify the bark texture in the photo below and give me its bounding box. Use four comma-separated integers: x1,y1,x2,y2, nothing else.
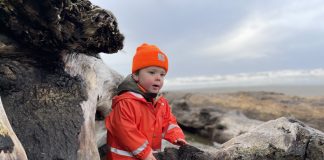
0,0,124,159
0,51,86,159
0,0,124,55
0,97,28,160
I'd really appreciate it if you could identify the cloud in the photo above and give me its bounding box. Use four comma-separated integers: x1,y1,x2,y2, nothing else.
93,0,324,79
204,17,271,61
204,0,324,62
164,68,324,90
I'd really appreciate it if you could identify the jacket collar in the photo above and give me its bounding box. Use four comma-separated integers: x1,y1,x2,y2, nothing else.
117,74,158,102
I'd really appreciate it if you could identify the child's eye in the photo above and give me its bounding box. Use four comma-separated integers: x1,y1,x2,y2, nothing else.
149,71,155,74
160,73,165,77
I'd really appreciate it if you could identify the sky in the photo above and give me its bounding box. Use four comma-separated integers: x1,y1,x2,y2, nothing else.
90,0,324,90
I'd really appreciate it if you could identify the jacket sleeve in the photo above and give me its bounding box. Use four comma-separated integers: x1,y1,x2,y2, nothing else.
106,100,151,159
162,102,185,144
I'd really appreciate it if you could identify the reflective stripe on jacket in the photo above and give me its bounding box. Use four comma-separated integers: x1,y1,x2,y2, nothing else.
105,91,185,160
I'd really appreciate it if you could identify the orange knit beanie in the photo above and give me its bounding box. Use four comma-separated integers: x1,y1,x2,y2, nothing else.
132,43,168,73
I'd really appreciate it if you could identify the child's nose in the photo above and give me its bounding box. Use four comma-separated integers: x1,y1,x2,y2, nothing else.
155,74,162,81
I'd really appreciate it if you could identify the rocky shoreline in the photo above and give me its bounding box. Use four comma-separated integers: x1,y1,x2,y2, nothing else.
164,91,324,134
160,90,324,159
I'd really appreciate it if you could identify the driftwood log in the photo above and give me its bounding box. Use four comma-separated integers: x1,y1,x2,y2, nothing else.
0,97,27,160
0,0,124,159
0,0,123,54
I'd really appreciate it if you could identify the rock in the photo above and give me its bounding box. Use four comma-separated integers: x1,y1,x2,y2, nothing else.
154,117,324,160
154,145,215,160
215,111,262,143
171,99,262,143
212,117,324,160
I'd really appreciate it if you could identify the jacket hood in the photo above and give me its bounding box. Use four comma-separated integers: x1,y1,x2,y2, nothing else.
116,74,157,102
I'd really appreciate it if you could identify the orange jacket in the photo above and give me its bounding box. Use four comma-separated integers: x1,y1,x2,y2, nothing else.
105,91,185,160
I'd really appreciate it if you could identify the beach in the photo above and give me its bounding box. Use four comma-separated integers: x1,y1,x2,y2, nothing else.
165,84,324,97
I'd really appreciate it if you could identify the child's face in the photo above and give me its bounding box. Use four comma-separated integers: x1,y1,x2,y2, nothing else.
133,66,166,93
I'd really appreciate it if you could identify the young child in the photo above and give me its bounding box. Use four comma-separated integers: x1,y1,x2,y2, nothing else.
105,43,186,160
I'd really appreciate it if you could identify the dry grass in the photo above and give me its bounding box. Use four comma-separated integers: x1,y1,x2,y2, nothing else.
165,91,324,131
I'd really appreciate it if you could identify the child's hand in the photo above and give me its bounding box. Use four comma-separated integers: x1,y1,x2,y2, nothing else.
174,138,188,146
144,150,157,160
